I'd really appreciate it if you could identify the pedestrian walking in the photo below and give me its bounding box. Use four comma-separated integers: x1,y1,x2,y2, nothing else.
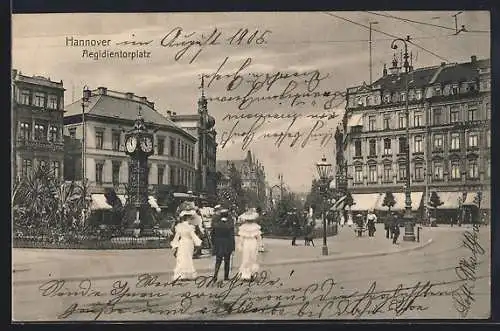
170,208,203,281
385,212,395,239
366,210,377,237
291,211,301,246
237,209,262,281
392,218,400,245
304,221,315,246
210,207,236,281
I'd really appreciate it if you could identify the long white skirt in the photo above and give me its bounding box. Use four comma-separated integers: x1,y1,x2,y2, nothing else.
173,239,197,280
239,237,259,280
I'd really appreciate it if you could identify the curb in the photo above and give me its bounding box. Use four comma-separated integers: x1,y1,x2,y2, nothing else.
13,238,433,286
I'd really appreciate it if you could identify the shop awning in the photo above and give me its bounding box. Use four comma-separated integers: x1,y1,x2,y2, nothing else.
463,191,490,209
347,114,363,127
430,192,462,209
350,193,383,211
376,192,423,211
91,194,113,211
174,192,197,198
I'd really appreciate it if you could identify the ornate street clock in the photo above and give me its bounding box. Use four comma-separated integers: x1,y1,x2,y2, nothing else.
124,112,155,233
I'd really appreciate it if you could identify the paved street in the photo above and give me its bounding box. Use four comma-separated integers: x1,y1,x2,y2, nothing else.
12,224,490,321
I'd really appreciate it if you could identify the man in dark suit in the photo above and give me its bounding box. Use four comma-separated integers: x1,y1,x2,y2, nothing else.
211,208,235,281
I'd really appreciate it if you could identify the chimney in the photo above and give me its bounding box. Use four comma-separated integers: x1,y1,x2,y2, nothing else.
441,62,446,67
471,55,477,64
140,96,147,103
166,111,172,116
97,87,107,95
172,112,177,116
12,69,18,79
125,92,134,99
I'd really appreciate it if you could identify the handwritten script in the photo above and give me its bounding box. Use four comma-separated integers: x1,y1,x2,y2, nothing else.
37,270,470,320
452,224,485,317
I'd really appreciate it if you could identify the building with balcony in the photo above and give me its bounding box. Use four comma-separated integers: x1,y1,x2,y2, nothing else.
169,90,217,202
12,70,65,183
340,55,490,219
63,87,197,209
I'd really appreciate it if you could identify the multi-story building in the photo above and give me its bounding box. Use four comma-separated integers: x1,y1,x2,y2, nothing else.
63,87,197,207
169,91,217,202
216,150,267,206
341,55,490,218
12,69,65,183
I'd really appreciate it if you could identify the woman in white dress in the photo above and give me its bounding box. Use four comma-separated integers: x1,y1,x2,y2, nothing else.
170,209,203,281
237,210,262,281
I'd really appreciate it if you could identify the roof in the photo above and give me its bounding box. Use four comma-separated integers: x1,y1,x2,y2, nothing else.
64,93,194,138
372,66,439,91
216,159,246,173
13,71,65,90
433,62,479,85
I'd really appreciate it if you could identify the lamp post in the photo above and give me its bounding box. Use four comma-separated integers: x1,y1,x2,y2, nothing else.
81,86,91,183
391,36,416,241
316,156,332,256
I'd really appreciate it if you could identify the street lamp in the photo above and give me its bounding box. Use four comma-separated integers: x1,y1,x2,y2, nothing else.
81,86,91,184
316,156,332,256
391,36,416,241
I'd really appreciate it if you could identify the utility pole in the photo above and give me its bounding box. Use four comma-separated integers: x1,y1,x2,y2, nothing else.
369,21,378,85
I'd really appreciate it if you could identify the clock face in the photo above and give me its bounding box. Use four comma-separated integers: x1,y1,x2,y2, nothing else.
126,136,137,153
140,136,153,153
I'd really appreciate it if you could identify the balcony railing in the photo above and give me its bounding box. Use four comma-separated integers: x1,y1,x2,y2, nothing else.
16,138,64,152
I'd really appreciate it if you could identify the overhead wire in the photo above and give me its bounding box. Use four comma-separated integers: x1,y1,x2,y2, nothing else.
322,11,450,62
366,11,489,33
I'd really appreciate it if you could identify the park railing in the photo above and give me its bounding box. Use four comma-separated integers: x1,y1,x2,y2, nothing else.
13,226,172,249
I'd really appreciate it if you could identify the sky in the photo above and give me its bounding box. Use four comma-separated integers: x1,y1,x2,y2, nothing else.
12,11,490,192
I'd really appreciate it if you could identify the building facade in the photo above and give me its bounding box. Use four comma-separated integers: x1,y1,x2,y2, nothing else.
341,55,490,215
169,91,217,201
63,87,197,201
12,70,65,183
216,150,267,205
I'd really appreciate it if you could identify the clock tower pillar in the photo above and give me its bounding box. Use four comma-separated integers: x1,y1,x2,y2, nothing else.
123,111,155,235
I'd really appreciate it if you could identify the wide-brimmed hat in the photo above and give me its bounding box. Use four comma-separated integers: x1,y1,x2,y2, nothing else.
179,209,197,218
239,211,259,222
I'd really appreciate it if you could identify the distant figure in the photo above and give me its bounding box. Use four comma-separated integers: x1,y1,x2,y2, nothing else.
304,221,315,246
347,212,354,227
291,213,301,246
366,210,377,237
392,218,400,245
211,208,235,281
340,212,345,227
170,209,203,281
238,211,262,281
384,212,394,239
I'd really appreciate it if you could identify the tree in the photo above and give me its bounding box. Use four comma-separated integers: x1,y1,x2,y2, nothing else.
428,191,443,218
382,191,396,213
344,192,354,209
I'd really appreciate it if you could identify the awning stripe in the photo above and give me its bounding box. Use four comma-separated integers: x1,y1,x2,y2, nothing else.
347,114,363,127
350,193,383,211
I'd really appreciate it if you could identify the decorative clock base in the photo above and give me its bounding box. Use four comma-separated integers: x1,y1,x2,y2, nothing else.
122,205,156,237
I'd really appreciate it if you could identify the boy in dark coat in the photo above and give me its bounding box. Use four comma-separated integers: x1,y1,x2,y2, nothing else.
211,209,235,281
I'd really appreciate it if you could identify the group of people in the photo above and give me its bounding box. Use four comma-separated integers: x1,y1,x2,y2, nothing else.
170,204,263,282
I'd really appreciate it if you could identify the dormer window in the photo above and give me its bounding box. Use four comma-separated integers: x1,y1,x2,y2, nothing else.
416,89,422,100
408,89,415,101
383,94,391,103
451,84,459,95
434,86,441,96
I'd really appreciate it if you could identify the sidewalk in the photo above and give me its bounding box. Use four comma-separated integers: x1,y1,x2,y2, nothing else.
13,224,434,284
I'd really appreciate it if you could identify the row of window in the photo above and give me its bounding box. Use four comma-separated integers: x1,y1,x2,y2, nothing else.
350,81,481,108
95,161,194,188
353,130,489,157
20,159,61,178
17,89,60,109
18,121,60,142
361,102,486,132
353,158,489,184
69,128,196,165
